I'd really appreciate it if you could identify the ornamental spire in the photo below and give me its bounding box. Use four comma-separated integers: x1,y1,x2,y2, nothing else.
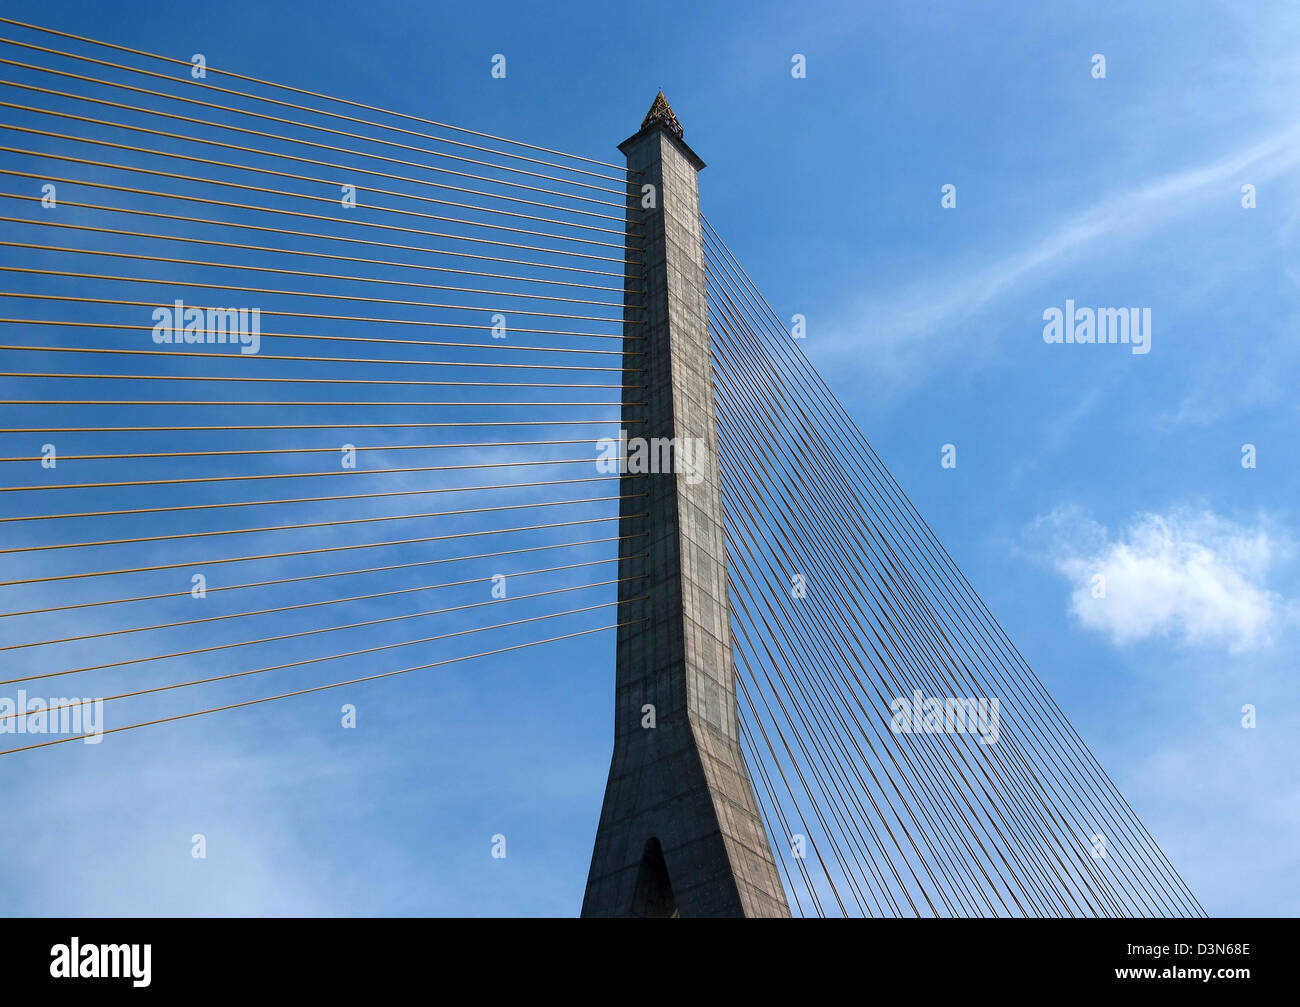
640,91,684,139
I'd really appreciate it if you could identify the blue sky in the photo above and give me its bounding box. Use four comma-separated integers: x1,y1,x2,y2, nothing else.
0,0,1296,916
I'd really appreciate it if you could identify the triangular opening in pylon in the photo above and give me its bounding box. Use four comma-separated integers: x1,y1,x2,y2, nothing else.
630,837,679,917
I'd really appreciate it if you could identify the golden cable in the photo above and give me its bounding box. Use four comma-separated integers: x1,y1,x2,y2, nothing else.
0,343,639,373
0,208,636,292
0,455,627,493
3,398,633,407
1,583,647,688
0,17,641,175
2,491,641,555
0,473,641,524
0,30,638,177
0,76,632,196
1,532,646,618
0,115,631,222
5,553,648,651
0,619,646,758
1,374,635,393
0,265,633,324
0,419,640,432
6,598,640,715
0,318,640,355
0,166,636,265
0,88,637,214
0,85,635,236
0,190,630,278
0,512,648,587
1,369,634,390
0,296,635,340
0,239,629,308
0,436,610,463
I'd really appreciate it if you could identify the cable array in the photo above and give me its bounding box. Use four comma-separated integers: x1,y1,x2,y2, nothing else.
0,20,646,753
704,216,1205,918
0,18,1203,923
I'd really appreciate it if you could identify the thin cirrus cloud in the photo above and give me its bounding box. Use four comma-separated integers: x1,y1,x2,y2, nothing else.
833,120,1300,394
1034,505,1292,652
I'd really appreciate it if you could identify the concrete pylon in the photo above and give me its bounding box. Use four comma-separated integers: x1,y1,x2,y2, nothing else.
581,95,790,918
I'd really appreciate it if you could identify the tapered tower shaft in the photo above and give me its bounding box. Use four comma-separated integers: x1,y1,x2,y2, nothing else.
581,95,790,918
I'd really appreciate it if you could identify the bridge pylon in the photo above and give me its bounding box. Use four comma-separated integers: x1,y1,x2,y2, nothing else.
581,94,790,918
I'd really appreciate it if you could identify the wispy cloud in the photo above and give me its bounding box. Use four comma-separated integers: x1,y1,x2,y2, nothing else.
834,122,1300,392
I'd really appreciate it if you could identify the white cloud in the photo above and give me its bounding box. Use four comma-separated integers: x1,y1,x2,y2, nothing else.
1035,506,1290,651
